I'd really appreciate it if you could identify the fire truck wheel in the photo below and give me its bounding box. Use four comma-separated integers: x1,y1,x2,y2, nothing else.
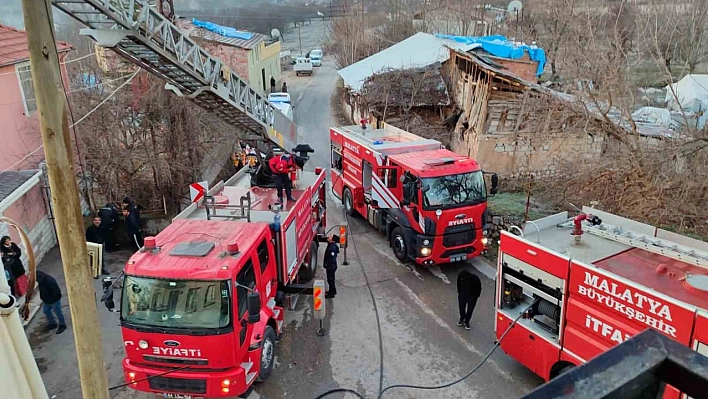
391,227,408,262
299,242,319,281
257,326,277,382
555,363,575,378
343,187,355,216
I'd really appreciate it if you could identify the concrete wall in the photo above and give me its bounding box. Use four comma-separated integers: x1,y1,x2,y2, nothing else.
202,40,281,94
1,185,57,268
248,41,282,93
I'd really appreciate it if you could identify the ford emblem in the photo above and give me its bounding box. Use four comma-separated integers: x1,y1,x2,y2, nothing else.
455,214,466,219
164,340,180,347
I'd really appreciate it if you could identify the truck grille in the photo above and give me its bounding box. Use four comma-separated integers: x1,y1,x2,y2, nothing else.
143,355,208,366
442,225,475,248
148,376,207,394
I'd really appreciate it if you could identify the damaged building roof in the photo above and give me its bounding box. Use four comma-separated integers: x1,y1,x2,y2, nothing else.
449,48,675,139
176,19,270,50
362,62,450,108
338,32,479,92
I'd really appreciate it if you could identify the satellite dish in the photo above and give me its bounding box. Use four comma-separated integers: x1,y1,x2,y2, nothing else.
270,28,281,39
507,0,523,13
317,11,324,17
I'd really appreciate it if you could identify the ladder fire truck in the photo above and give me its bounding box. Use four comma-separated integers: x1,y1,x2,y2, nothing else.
52,1,323,397
496,206,708,399
330,123,497,266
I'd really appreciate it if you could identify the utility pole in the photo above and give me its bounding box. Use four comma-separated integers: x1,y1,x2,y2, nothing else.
21,2,110,399
298,23,303,56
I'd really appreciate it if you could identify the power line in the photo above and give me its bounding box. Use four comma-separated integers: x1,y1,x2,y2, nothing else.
69,68,141,128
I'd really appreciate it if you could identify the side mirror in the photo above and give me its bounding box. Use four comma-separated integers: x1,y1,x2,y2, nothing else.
490,174,499,196
247,293,261,324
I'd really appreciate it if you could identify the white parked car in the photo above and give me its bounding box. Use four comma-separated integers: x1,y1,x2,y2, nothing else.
294,57,313,76
268,92,293,120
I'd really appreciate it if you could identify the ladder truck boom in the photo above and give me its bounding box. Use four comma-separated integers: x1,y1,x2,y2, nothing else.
53,0,299,153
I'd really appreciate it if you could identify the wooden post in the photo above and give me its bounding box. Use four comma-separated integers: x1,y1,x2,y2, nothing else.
21,1,110,398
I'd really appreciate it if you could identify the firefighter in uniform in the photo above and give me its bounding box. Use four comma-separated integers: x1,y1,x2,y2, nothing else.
317,234,340,299
268,154,305,203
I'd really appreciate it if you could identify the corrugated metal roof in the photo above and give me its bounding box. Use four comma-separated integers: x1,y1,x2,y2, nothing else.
0,170,40,204
177,20,268,50
0,23,72,68
337,32,479,92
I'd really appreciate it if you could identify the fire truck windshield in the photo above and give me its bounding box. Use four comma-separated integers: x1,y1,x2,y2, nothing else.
422,171,486,209
121,276,231,330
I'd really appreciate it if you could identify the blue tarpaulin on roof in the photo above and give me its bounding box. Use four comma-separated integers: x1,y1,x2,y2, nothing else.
192,18,254,40
435,34,546,76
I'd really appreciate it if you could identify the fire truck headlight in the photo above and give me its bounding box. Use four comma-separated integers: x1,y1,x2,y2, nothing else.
138,340,148,349
128,372,136,379
222,387,230,394
423,239,430,246
481,237,489,246
420,247,432,257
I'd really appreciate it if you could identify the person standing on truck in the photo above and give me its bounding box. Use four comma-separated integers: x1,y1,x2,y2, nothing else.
268,154,305,203
456,269,482,330
317,234,340,299
281,82,287,93
36,271,67,335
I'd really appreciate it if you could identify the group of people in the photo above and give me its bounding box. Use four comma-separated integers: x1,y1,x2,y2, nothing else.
1,236,67,335
85,197,144,268
270,76,287,93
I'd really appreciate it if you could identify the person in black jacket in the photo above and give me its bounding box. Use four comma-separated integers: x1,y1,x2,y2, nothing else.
98,203,118,252
36,271,67,334
457,269,482,330
85,216,108,276
2,236,27,296
122,208,143,251
317,234,340,299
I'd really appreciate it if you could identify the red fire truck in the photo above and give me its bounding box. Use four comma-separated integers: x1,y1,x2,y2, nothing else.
330,123,497,266
496,206,708,399
119,166,327,398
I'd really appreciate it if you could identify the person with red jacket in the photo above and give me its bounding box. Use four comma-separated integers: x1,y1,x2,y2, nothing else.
268,154,305,203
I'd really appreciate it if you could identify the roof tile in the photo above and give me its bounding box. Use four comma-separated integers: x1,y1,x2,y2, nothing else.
0,23,72,68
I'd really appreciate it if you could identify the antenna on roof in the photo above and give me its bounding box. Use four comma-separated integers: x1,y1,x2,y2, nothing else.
507,0,523,14
270,28,281,41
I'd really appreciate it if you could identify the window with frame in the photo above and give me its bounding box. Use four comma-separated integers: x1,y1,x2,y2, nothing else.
204,284,216,308
16,63,37,114
236,260,256,318
377,168,398,189
185,287,201,313
332,147,343,171
257,239,270,273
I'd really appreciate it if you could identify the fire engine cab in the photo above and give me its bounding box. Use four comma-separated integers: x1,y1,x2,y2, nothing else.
496,206,708,399
119,166,326,398
330,123,497,266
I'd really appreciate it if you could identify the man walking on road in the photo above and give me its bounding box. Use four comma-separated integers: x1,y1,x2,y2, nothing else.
457,269,481,330
36,271,67,335
270,76,276,93
318,234,340,299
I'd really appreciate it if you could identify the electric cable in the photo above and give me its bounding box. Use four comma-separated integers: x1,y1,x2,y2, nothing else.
376,299,540,398
313,172,383,399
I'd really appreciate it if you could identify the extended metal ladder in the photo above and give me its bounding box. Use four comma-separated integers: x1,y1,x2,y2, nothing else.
560,220,708,268
52,0,298,151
